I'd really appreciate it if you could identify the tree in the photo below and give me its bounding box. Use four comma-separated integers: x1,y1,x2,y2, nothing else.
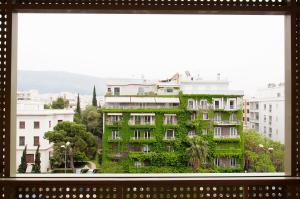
74,94,82,123
186,136,209,171
244,129,284,172
76,94,81,115
92,85,97,107
44,121,97,172
51,97,69,109
81,105,102,137
18,146,27,173
31,145,41,173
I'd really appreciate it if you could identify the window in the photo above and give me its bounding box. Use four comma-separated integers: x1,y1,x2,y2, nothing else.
26,154,35,164
19,121,25,129
112,130,120,139
19,136,25,146
230,127,237,137
144,131,150,139
188,99,194,109
214,113,221,121
214,127,222,137
202,128,208,135
49,121,51,128
114,87,120,96
57,120,63,123
264,104,266,111
269,104,272,112
191,112,197,120
264,115,267,122
34,136,40,146
269,128,272,138
33,121,40,129
188,129,196,137
165,114,176,124
166,145,174,152
277,92,281,97
143,145,150,153
264,126,267,134
144,116,151,124
256,103,259,110
107,87,111,93
203,113,209,120
269,116,272,125
229,113,237,121
214,158,220,167
200,100,208,109
229,99,235,109
134,130,140,139
165,129,175,139
134,116,141,125
230,158,236,167
214,100,220,109
166,88,173,93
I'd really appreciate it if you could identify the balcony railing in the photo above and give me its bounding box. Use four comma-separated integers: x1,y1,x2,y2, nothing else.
213,120,240,125
106,121,122,125
128,121,155,125
164,136,176,140
214,135,240,139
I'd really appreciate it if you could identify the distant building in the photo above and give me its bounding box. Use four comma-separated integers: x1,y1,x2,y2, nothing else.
248,83,285,143
16,100,74,173
102,73,244,172
242,99,251,128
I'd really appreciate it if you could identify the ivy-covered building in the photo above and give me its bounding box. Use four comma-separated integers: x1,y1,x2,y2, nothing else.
101,74,244,173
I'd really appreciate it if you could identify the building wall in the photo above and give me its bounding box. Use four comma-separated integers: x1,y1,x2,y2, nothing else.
248,84,285,143
16,102,74,173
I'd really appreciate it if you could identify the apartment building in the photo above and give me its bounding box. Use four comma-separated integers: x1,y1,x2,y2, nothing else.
16,100,74,173
102,73,244,172
248,83,285,143
242,99,251,128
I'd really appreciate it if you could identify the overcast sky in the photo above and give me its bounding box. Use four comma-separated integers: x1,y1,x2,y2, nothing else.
17,14,284,96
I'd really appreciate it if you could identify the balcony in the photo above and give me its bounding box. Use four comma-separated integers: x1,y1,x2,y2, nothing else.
213,134,240,139
106,121,122,126
108,152,128,160
129,137,156,143
108,137,122,143
213,120,240,125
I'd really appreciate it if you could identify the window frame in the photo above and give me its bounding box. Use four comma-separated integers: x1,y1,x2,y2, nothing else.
0,2,297,198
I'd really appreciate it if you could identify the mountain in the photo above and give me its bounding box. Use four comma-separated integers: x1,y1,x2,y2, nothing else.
17,70,113,95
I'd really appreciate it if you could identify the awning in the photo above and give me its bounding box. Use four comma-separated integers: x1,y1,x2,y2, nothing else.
131,113,155,116
107,113,123,116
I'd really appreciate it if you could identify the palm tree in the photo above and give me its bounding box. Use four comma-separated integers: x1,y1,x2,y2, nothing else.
186,136,209,171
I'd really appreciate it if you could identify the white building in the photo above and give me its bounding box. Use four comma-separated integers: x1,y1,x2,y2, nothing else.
248,83,285,143
16,100,74,173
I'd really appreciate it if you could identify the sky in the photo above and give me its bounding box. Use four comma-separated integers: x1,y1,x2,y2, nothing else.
17,14,285,96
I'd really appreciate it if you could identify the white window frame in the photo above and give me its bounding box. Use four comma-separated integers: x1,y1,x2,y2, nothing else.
203,112,209,120
112,130,120,139
214,113,221,121
202,128,208,135
228,98,236,110
188,99,195,109
165,129,175,139
144,130,150,139
214,127,222,137
230,158,236,167
134,130,140,139
213,99,221,110
214,158,220,167
230,127,237,137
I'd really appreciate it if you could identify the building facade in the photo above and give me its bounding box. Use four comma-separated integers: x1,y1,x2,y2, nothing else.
16,100,74,173
101,74,244,173
248,83,285,143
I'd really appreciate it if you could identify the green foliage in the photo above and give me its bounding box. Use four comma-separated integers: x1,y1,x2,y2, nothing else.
51,97,69,109
76,94,81,115
31,145,41,173
92,85,97,107
101,93,244,173
45,121,97,168
44,104,51,109
81,106,102,136
244,129,284,172
186,136,209,171
17,146,27,173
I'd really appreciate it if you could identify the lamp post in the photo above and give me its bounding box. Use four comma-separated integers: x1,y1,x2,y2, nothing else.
61,141,70,174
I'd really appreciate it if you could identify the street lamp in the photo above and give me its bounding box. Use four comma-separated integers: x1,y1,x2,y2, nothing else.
61,142,70,174
258,144,274,172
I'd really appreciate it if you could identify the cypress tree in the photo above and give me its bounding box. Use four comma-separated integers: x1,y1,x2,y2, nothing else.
92,85,97,107
76,94,81,115
18,145,28,173
32,145,41,173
